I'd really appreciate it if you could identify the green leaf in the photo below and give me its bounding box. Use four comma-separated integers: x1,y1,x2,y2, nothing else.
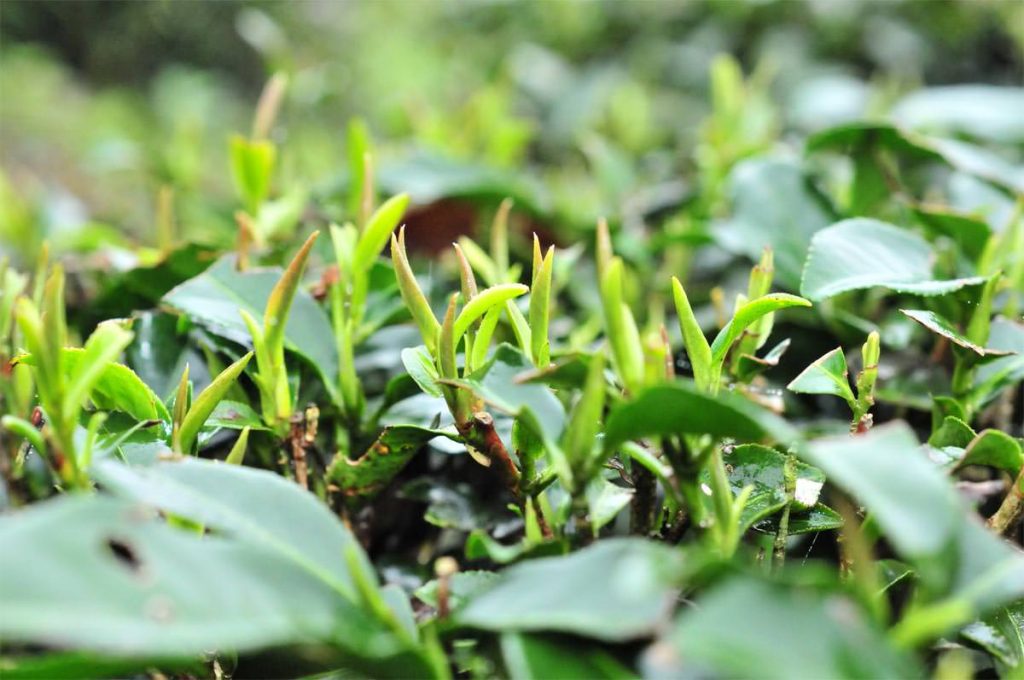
786,347,855,404
785,504,844,535
902,309,1013,358
201,400,266,432
971,318,1024,408
0,491,402,662
447,344,565,446
230,135,275,213
928,416,976,449
354,194,409,272
326,425,455,502
961,603,1024,670
710,293,811,367
723,444,826,520
453,283,528,344
90,458,375,599
401,345,443,398
892,85,1024,144
603,381,797,454
734,338,791,383
944,516,1024,617
456,538,686,641
16,349,169,422
63,321,136,421
162,254,339,405
585,477,633,532
671,277,712,391
175,352,252,454
807,121,1024,193
956,429,1023,476
415,570,500,614
802,423,961,576
911,204,992,262
500,633,634,680
800,219,985,301
717,158,836,289
660,577,919,679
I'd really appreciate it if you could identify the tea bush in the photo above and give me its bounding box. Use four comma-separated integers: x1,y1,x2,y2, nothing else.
1,3,1023,678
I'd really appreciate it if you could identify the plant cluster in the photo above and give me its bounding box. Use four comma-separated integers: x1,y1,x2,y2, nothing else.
1,48,1023,680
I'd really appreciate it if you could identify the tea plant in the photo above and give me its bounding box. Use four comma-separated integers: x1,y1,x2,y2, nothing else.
1,54,1023,680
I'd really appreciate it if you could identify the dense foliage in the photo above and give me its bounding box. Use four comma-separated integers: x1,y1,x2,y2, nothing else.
1,2,1023,678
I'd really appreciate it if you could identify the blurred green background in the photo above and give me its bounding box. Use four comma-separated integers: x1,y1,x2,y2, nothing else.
1,0,1022,263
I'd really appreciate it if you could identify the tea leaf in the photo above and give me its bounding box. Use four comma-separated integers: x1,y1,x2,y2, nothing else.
801,219,986,301
175,352,253,455
787,347,855,404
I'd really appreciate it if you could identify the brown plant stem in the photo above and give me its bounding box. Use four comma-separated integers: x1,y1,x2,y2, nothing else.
463,411,521,498
988,468,1024,535
531,496,554,540
631,464,657,536
289,413,309,490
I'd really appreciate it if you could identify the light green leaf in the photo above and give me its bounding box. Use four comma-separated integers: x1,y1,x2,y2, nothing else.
401,345,443,398
671,277,712,391
175,352,252,454
354,194,409,272
585,478,633,532
64,321,135,420
229,135,275,213
786,347,855,404
16,349,169,422
453,283,528,343
710,293,810,366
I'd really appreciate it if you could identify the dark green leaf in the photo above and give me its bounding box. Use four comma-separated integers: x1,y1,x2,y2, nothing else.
456,538,686,641
0,494,389,658
902,309,1013,358
660,577,919,679
802,423,961,567
957,429,1023,476
162,255,339,404
718,158,836,290
603,381,797,454
91,458,375,597
327,425,455,501
800,219,985,301
501,633,634,680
